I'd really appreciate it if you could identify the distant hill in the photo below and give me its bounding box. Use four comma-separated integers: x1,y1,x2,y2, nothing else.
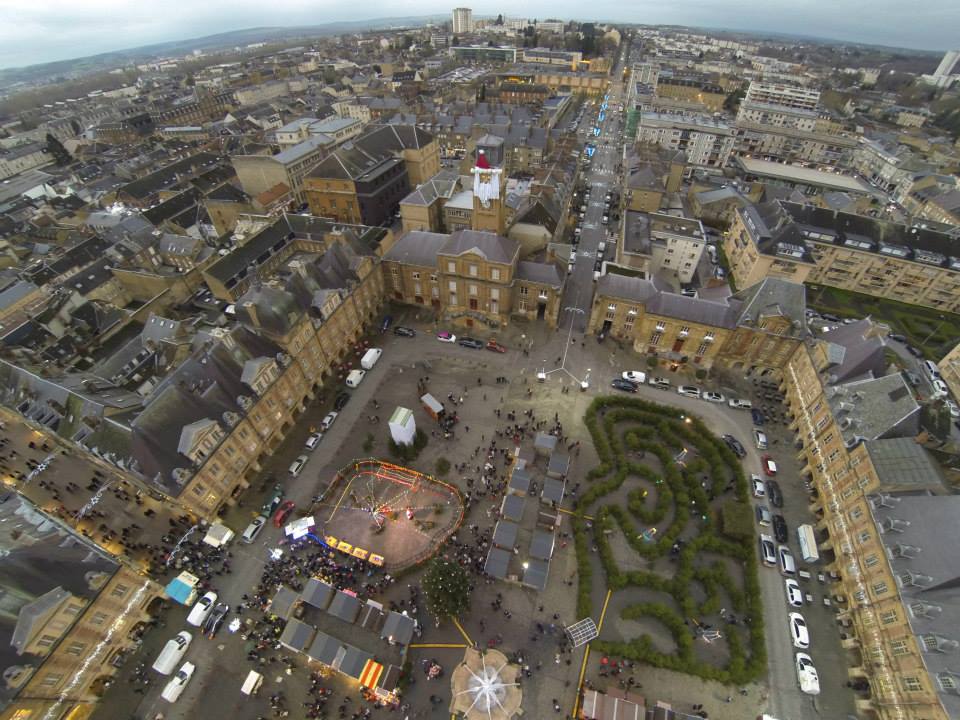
0,17,445,90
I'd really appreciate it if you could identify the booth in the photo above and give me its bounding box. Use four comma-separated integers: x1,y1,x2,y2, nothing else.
241,670,263,696
164,571,199,606
202,522,235,548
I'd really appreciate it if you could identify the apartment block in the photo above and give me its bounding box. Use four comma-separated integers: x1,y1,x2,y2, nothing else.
232,135,333,202
725,200,960,313
744,81,820,111
619,211,707,284
636,112,735,168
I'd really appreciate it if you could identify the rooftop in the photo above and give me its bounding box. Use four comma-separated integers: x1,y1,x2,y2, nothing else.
737,157,875,194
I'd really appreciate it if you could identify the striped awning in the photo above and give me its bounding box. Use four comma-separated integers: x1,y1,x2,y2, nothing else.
358,659,384,689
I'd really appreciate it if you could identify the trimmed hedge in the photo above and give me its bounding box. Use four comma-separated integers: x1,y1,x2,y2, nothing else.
574,395,765,685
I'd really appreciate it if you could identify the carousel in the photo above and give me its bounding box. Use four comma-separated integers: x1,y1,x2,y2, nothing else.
449,647,522,720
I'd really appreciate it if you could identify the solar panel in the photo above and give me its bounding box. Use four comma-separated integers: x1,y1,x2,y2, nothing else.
565,618,599,648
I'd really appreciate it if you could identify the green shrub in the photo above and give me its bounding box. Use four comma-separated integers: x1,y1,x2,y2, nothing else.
435,457,451,476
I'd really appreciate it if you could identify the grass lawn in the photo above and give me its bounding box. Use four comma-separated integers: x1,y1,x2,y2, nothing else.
806,284,960,361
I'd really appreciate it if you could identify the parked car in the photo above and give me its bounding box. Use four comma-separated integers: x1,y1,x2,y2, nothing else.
152,632,192,675
648,376,671,390
751,408,765,426
759,534,777,566
789,612,810,649
203,603,230,639
778,546,796,575
262,488,283,515
320,412,338,431
458,337,484,349
702,391,725,403
304,433,323,451
722,434,746,458
186,592,218,627
728,398,752,410
677,385,701,399
241,516,266,544
906,345,924,358
334,392,350,411
932,378,949,398
288,455,308,478
611,378,638,393
273,500,296,528
161,662,196,703
762,455,778,476
393,326,416,337
795,653,820,695
621,371,646,385
785,578,803,608
751,474,766,498
436,331,457,343
766,480,783,508
755,504,771,526
888,333,907,343
486,339,507,353
773,514,788,543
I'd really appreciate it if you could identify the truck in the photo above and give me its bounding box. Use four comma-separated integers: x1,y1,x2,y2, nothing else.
361,348,382,370
797,524,819,563
346,369,366,388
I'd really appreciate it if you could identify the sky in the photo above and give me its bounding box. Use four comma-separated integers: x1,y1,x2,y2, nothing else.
0,0,956,69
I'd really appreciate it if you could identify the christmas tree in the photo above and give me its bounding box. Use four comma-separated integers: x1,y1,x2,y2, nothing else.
423,556,471,621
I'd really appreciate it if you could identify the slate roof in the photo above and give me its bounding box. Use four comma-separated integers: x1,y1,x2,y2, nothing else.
439,229,519,265
301,578,335,609
828,373,920,444
595,274,659,304
484,547,511,579
522,558,549,591
542,478,566,505
732,277,807,336
820,319,886,382
400,170,459,206
515,261,562,287
501,494,525,522
864,437,944,492
280,618,316,651
646,292,740,329
382,230,448,267
381,612,415,646
270,586,300,619
530,529,555,561
327,590,361,623
492,520,519,550
307,124,434,181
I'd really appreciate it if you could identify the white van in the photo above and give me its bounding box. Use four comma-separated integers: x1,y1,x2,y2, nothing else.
932,378,949,398
346,369,366,388
923,360,940,379
754,429,768,450
361,348,382,370
152,632,192,675
241,516,266,544
597,241,606,254
161,661,196,703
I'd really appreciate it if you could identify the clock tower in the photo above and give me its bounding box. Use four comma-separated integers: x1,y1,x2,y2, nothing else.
471,137,506,235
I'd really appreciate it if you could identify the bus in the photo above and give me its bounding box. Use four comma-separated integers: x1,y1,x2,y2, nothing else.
796,524,819,563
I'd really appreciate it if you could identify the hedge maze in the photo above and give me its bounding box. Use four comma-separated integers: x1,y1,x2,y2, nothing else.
574,396,766,685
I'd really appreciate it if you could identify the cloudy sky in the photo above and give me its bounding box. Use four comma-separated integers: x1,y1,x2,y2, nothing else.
0,0,955,69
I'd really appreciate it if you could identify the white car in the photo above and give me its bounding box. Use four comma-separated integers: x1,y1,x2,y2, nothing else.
436,331,457,343
320,412,338,431
186,591,218,627
759,534,777,566
702,391,725,403
785,578,804,608
795,653,820,695
948,400,960,419
789,612,810,649
751,474,765,498
621,371,646,385
161,661,196,703
728,398,752,410
305,432,323,450
677,385,701,399
648,376,671,390
288,455,308,478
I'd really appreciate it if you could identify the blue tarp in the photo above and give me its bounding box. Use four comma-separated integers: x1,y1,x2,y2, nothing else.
165,573,198,605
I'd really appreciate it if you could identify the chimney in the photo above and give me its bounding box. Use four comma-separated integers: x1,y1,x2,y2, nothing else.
242,300,259,328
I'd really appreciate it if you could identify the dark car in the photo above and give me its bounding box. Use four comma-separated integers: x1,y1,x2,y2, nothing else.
611,378,638,392
458,337,484,349
906,345,924,358
203,603,230,639
379,315,393,333
772,514,788,543
766,480,783,508
334,392,350,411
393,326,416,337
262,487,284,515
888,333,907,343
820,313,840,323
273,500,296,528
751,408,765,426
722,434,746,458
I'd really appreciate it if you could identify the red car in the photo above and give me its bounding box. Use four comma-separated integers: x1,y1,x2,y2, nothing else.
486,339,507,353
273,500,296,527
762,455,778,477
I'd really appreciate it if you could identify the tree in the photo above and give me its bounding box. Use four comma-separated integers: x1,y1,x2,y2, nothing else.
423,556,471,620
44,133,71,165
496,13,504,25
435,457,451,476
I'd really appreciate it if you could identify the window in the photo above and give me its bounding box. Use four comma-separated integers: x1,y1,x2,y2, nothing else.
490,288,499,300
36,635,57,649
66,641,86,657
447,261,456,273
850,506,863,520
91,611,108,626
491,268,501,281
39,673,63,688
903,677,923,692
519,286,529,295
696,343,708,356
872,581,888,596
519,300,528,311
655,321,666,331
890,639,910,656
704,332,714,341
412,271,420,280
858,530,871,543
865,554,880,568
469,265,478,277
111,584,129,598
469,284,478,296
649,332,662,346
880,610,898,625
448,280,457,291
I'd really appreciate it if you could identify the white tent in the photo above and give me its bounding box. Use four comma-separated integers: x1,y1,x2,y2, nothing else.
202,522,235,548
389,406,416,446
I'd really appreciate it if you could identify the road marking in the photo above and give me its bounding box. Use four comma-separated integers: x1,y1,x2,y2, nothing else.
409,643,467,649
557,507,594,521
571,645,591,718
598,589,613,632
452,617,473,645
